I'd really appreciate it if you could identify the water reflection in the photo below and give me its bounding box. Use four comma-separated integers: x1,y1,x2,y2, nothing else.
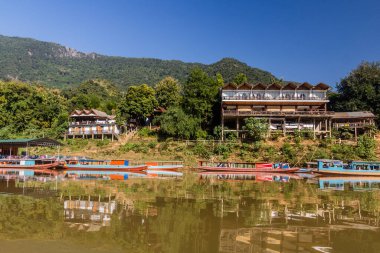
0,175,379,253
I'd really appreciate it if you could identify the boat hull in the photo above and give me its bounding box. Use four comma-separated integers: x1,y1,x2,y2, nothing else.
0,162,59,170
317,169,380,176
147,165,183,171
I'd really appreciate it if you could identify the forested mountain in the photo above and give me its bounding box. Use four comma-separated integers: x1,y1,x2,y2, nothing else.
0,35,277,88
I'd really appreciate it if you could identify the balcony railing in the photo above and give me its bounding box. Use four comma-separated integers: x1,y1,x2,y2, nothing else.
223,109,333,116
70,121,116,126
333,122,375,129
222,95,327,101
66,130,119,135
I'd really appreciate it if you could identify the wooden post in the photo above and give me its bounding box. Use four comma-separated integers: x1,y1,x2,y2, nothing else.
221,114,224,141
354,124,358,142
313,118,316,139
236,117,239,138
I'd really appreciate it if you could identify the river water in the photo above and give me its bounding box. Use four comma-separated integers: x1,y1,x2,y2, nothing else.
0,174,379,253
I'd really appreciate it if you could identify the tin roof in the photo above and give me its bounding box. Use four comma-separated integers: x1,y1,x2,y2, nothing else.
0,138,62,147
332,111,376,119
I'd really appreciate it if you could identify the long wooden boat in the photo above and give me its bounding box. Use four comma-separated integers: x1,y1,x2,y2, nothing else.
197,161,299,173
144,161,183,171
0,158,59,170
63,159,147,172
315,159,380,176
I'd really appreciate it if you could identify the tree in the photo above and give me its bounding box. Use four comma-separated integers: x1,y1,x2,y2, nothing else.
182,68,221,128
233,73,248,84
331,62,380,124
154,107,200,139
155,77,182,109
242,117,269,141
117,84,158,125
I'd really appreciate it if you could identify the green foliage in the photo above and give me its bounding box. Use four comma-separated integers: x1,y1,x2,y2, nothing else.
330,62,380,124
356,135,376,159
0,81,67,137
117,84,158,124
154,107,200,139
193,143,211,159
242,117,269,141
281,143,296,162
137,127,155,137
233,73,248,84
0,36,277,89
62,79,119,114
155,76,182,109
182,68,221,127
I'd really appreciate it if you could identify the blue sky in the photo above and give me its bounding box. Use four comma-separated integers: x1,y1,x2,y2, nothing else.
0,0,379,87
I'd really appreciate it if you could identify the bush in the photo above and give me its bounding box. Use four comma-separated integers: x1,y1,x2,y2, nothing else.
214,144,231,159
138,127,154,137
356,135,376,159
193,143,211,159
96,139,110,147
281,143,296,162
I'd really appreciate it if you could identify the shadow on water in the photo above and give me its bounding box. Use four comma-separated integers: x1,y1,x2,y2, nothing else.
0,174,379,253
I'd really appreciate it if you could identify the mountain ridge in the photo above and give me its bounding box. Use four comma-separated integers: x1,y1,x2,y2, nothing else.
0,34,277,88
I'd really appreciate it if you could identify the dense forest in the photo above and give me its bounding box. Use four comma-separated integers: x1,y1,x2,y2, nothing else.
0,35,276,88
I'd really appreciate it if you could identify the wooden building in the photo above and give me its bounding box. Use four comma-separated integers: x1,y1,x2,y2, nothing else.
64,109,120,141
221,82,332,139
332,111,376,139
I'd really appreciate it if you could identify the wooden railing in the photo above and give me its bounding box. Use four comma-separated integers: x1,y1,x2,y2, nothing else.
333,122,375,129
70,121,116,126
222,95,327,101
223,109,333,116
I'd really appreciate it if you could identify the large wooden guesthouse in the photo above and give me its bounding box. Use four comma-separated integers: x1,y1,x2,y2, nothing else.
221,82,333,139
64,109,120,141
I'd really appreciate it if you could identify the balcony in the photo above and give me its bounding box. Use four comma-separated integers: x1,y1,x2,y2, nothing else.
222,91,327,102
66,130,119,135
223,109,333,117
70,121,116,126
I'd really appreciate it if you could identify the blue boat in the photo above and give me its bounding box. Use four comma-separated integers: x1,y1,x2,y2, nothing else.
316,159,380,176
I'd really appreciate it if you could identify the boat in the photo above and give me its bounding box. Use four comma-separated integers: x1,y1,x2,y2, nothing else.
197,161,299,173
63,159,147,172
146,169,183,177
315,159,380,176
0,158,59,170
299,162,318,173
142,161,183,171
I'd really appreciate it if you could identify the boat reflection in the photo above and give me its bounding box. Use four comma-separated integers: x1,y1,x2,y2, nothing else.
318,177,380,191
199,172,302,182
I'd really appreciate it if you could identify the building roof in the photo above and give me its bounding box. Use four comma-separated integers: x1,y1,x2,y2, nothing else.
222,82,330,91
0,138,63,147
70,109,113,119
332,111,376,119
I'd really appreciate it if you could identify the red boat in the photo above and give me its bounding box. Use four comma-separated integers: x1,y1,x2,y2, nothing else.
197,161,299,173
0,158,59,170
198,171,302,181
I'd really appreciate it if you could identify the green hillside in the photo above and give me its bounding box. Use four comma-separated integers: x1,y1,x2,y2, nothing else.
0,35,277,88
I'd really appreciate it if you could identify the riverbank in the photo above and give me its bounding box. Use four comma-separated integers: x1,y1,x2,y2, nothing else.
38,129,378,167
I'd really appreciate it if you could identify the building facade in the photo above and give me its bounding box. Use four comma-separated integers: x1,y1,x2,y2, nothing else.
221,82,376,140
65,109,120,141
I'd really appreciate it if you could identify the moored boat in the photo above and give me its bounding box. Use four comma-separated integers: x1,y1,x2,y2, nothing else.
0,158,59,170
315,159,380,176
63,159,147,172
197,161,299,173
143,161,183,171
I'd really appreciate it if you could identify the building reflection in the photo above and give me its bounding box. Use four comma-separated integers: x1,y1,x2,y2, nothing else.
64,198,117,231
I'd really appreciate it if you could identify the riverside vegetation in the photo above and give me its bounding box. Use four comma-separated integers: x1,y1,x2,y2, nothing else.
0,44,379,163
